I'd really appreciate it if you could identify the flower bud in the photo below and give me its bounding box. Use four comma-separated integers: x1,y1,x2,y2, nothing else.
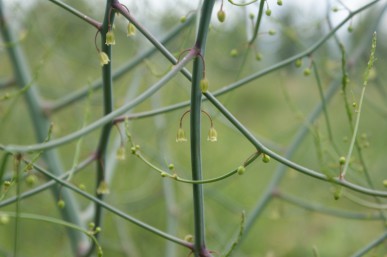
265,9,272,16
295,58,302,68
339,156,346,165
230,49,238,57
268,29,276,36
277,0,283,6
200,78,209,93
237,166,245,175
217,9,226,23
57,199,65,209
303,68,311,76
262,154,271,163
0,213,10,225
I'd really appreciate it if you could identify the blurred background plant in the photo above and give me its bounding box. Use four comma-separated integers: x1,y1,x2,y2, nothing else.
1,0,387,256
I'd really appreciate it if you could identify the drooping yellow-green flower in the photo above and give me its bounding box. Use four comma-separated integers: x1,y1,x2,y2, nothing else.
99,51,110,66
207,127,218,142
105,30,116,45
176,127,187,142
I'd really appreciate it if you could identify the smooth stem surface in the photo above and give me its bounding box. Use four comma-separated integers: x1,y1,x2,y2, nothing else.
190,1,215,256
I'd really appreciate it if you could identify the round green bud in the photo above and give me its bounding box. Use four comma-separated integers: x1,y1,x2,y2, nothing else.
268,29,276,36
237,166,246,175
265,9,272,16
57,199,65,209
95,227,102,233
161,172,168,177
332,6,339,12
383,180,387,187
339,156,346,165
262,154,271,163
277,0,283,6
0,214,10,225
3,180,11,188
255,53,263,61
130,147,136,154
25,174,37,186
303,68,311,76
168,164,175,170
180,16,187,23
249,13,255,20
295,58,302,68
230,49,238,57
88,222,96,229
352,102,357,108
78,184,86,191
97,248,103,257
347,26,353,33
184,234,193,242
217,9,226,23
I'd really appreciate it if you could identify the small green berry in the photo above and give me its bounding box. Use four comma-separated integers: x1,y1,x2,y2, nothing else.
0,214,10,225
217,9,226,23
97,247,103,257
339,156,346,165
347,26,353,33
180,16,187,23
130,146,136,154
161,172,168,177
88,222,96,229
78,184,86,190
332,6,339,12
295,58,302,68
230,49,238,57
265,9,272,16
237,166,246,175
277,0,283,6
57,199,65,209
352,102,357,108
95,227,102,233
168,164,175,170
268,29,276,36
383,180,387,187
249,13,255,20
333,187,342,200
255,53,263,61
25,174,37,186
262,154,271,163
304,68,313,76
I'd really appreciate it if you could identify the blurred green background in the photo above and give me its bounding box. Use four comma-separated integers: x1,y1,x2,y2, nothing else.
1,0,387,256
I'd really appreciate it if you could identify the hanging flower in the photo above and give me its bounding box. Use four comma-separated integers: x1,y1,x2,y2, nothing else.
127,23,136,36
176,127,187,142
99,51,110,66
105,30,116,45
207,127,218,142
97,180,110,194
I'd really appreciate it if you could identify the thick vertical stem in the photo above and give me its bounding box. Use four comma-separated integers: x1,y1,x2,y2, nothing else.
190,1,215,256
89,0,116,256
